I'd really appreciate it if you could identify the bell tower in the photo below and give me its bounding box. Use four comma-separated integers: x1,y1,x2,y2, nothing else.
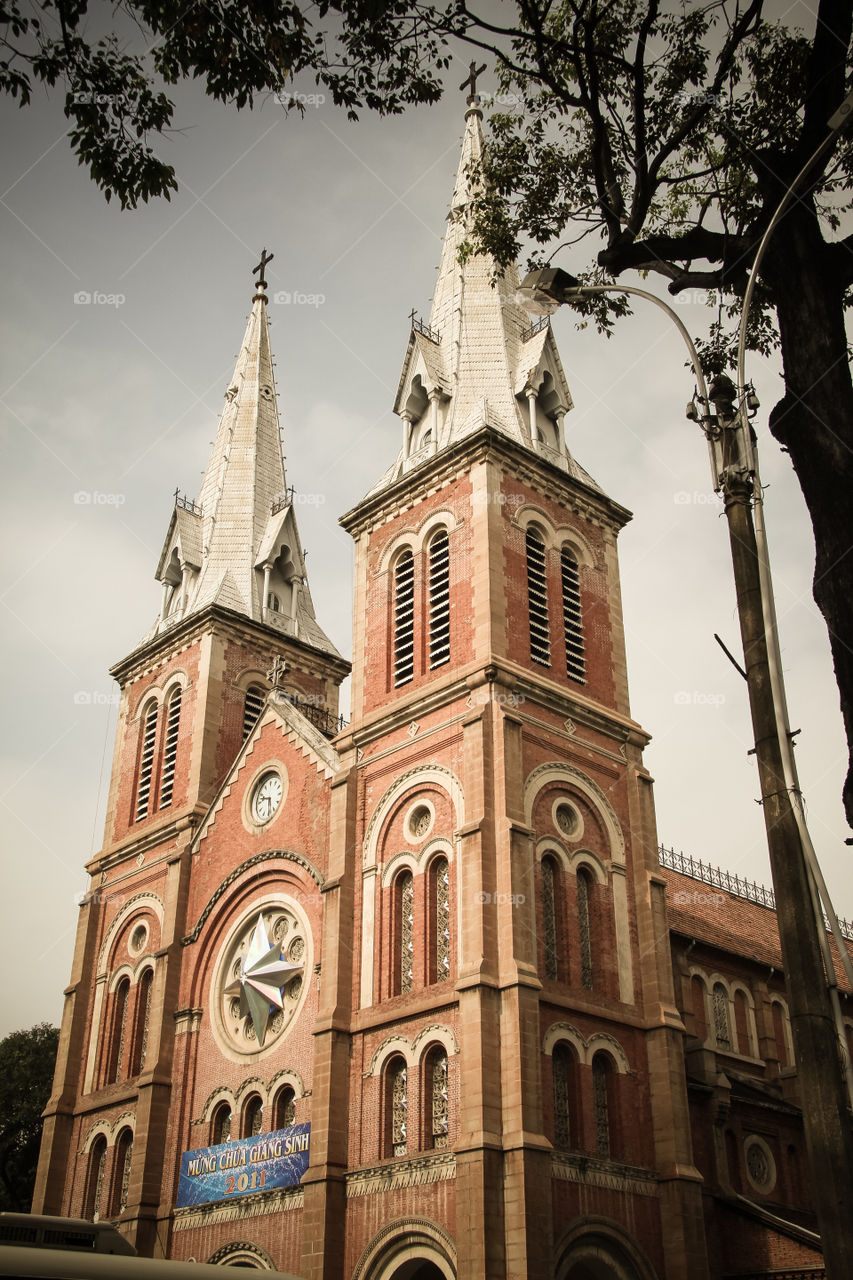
32,257,349,1252
309,97,711,1280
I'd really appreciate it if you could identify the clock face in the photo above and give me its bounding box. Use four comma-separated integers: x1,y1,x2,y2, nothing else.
252,771,283,824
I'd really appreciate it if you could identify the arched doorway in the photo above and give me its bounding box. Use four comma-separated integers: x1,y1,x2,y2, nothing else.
352,1218,456,1280
556,1220,659,1280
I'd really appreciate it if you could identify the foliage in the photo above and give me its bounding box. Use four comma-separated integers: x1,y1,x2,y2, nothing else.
0,1022,60,1212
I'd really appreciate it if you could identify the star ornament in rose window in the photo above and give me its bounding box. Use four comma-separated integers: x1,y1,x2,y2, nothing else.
224,914,303,1047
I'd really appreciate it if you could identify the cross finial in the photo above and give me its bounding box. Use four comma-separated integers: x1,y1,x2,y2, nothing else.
408,307,417,327
266,654,289,689
253,248,274,290
460,61,487,103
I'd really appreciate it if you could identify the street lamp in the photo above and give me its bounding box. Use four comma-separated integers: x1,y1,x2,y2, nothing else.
517,258,853,1275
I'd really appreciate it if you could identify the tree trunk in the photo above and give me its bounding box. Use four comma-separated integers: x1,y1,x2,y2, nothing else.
762,211,853,830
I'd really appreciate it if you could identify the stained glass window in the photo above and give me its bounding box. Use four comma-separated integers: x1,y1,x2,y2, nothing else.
577,869,593,990
592,1054,610,1157
399,871,414,993
213,1103,231,1145
275,1087,296,1128
430,1050,449,1149
391,1060,407,1157
111,978,130,1083
132,968,153,1075
87,1137,107,1221
117,1131,133,1213
552,1044,572,1148
713,983,731,1050
542,857,558,979
434,858,450,982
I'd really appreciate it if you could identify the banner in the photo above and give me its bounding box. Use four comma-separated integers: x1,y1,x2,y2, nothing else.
176,1123,310,1208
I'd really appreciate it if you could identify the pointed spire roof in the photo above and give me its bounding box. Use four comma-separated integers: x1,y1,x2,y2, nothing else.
368,99,602,498
150,266,342,660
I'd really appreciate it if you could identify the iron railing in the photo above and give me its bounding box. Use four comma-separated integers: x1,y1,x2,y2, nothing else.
658,844,853,941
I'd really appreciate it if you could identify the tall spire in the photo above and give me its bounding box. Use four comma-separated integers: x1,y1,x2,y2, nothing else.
150,260,341,659
368,94,602,498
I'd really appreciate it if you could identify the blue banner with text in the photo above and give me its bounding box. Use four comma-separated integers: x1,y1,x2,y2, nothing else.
176,1123,310,1208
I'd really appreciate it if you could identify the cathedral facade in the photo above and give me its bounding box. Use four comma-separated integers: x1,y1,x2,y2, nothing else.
33,101,839,1280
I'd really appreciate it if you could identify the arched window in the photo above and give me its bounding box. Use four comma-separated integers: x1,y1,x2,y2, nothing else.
526,527,550,665
577,868,593,990
733,988,752,1055
135,701,158,821
429,857,450,984
393,550,415,686
112,1129,133,1216
396,870,414,994
426,1047,449,1150
542,856,559,980
273,1086,296,1129
267,592,281,612
211,1102,232,1145
385,1057,408,1158
713,982,732,1050
158,686,182,809
243,684,266,741
108,977,131,1084
428,529,451,669
85,1136,107,1221
130,968,153,1076
243,1095,264,1138
591,1052,614,1157
691,975,708,1042
561,548,586,681
725,1128,741,1192
552,1042,579,1149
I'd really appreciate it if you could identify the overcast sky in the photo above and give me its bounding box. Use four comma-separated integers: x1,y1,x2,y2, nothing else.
1,2,849,1038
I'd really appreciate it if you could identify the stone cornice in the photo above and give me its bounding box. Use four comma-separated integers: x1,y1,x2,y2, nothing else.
109,604,350,687
172,1183,303,1230
339,426,631,538
345,1151,455,1197
550,1152,659,1196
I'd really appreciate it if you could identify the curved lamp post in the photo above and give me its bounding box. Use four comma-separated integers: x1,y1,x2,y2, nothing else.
518,232,853,1273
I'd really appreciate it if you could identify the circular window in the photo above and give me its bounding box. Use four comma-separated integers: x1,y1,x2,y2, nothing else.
129,922,148,956
212,901,311,1057
552,798,583,841
744,1135,776,1194
404,800,435,843
251,770,283,825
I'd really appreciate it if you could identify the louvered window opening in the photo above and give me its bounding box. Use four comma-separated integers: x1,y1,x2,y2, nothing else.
435,859,450,981
243,685,266,741
577,870,593,990
553,1044,571,1148
592,1057,610,1156
394,552,415,686
135,704,158,820
526,529,550,664
400,872,414,993
561,550,586,681
431,1051,449,1149
391,1061,407,1156
542,858,558,980
428,531,451,668
158,689,182,809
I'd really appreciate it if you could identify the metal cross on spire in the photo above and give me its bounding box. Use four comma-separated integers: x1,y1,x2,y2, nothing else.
460,61,487,102
253,248,274,289
266,654,289,689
